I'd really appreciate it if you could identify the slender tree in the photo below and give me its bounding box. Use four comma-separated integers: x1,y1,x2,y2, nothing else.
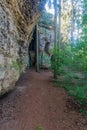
54,0,58,47
58,0,61,49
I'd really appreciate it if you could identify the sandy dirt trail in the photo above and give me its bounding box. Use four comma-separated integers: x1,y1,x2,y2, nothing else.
0,69,86,130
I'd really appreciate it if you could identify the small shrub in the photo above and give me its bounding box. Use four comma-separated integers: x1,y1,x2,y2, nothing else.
51,46,61,78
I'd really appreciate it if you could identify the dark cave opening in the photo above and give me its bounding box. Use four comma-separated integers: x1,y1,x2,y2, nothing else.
28,28,37,67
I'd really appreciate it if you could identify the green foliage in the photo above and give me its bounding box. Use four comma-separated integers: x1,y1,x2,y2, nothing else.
71,42,87,71
59,45,73,67
12,59,24,73
58,42,87,72
51,46,61,78
12,61,20,72
79,109,87,116
83,71,87,79
53,67,87,115
64,85,87,105
36,126,42,130
49,0,87,116
69,0,87,71
64,71,79,80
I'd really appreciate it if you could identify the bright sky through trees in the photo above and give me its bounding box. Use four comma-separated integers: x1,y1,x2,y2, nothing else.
45,0,83,42
45,1,54,14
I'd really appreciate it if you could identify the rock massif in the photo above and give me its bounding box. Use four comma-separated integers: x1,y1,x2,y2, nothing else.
0,0,45,95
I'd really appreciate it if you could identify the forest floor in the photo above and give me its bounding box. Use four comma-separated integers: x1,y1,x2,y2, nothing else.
0,68,87,130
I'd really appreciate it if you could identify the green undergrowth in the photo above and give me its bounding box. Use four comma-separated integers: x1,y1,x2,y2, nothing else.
64,86,87,105
53,70,87,116
36,126,42,130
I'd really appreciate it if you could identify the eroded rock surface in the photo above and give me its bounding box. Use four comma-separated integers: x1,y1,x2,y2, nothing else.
0,0,46,95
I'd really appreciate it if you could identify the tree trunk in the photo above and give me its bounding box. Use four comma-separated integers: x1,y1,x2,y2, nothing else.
54,0,57,47
71,0,75,43
58,0,61,50
36,24,40,72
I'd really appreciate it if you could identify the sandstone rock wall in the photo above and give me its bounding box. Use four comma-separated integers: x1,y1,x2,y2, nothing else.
0,0,45,95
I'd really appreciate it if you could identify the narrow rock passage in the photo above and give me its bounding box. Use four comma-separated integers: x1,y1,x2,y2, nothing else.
0,69,86,130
